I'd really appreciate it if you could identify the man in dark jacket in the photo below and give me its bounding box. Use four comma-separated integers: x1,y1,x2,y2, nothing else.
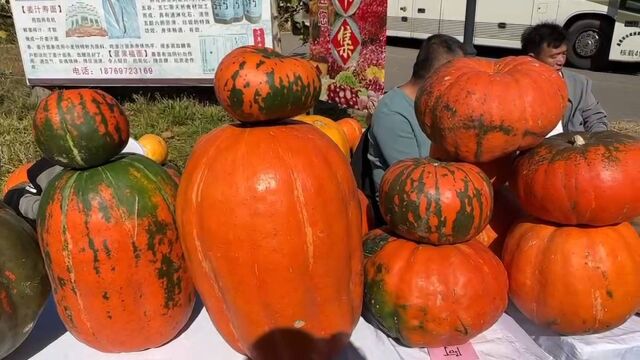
521,22,609,136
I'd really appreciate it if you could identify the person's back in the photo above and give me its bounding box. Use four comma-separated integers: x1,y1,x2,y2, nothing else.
366,87,431,200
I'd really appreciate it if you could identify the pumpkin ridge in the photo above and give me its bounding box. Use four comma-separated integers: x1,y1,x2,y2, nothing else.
228,62,247,116
365,257,399,338
432,165,447,242
60,171,95,334
57,94,86,168
121,156,177,216
88,92,120,145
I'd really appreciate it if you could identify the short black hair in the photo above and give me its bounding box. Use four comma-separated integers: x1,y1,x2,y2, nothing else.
521,22,568,55
411,34,464,80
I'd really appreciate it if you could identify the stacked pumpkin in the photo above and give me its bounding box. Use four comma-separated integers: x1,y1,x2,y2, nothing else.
506,131,640,335
176,45,363,360
360,55,574,347
32,89,195,352
414,55,640,336
361,157,508,347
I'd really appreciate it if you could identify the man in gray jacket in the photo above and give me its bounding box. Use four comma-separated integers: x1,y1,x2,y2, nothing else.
521,22,609,135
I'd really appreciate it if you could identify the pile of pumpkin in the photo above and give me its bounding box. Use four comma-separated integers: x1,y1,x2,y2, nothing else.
1,88,194,357
410,55,640,338
2,44,640,360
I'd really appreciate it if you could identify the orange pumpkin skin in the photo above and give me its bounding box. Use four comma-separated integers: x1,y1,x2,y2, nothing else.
336,117,363,152
502,218,640,335
416,56,568,163
2,161,34,195
429,144,515,190
379,158,493,245
214,46,321,123
357,189,375,236
475,186,525,257
363,227,508,347
512,131,640,226
176,120,363,360
293,115,351,159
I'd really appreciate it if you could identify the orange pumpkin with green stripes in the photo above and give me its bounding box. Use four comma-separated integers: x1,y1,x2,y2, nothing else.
214,46,321,122
379,158,493,245
37,154,194,352
416,56,568,163
33,89,130,169
363,227,508,347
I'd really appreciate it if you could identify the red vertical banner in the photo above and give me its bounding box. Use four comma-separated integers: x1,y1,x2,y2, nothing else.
309,0,387,111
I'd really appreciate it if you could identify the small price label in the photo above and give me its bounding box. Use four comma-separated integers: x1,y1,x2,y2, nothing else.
427,343,479,360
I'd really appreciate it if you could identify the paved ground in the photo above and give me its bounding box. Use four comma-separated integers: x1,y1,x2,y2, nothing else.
281,33,640,121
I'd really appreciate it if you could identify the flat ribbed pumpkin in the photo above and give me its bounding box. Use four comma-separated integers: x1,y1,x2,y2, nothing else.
214,46,321,122
511,131,640,226
379,158,493,245
176,120,363,360
33,89,130,169
503,218,640,335
0,202,50,358
416,56,568,163
363,227,508,347
37,154,195,352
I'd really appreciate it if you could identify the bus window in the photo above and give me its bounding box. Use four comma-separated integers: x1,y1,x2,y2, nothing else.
620,0,640,13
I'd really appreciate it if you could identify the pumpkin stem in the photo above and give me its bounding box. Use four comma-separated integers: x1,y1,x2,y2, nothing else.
570,135,586,146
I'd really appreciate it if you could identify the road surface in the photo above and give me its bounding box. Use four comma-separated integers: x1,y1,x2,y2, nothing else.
281,34,640,121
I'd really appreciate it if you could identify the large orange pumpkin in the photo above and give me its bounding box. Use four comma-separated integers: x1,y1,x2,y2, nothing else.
511,131,640,226
176,120,363,360
416,56,568,163
363,227,508,347
379,158,493,245
2,161,34,195
214,46,321,123
293,115,351,159
502,218,640,335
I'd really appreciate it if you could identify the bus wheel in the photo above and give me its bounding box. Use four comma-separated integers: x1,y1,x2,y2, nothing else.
566,18,613,71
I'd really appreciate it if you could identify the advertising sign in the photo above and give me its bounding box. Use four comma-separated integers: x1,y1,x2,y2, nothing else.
9,0,275,85
308,0,387,111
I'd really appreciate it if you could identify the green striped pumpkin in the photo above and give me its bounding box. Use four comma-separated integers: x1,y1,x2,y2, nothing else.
36,154,195,352
379,158,494,245
33,89,129,169
0,202,51,358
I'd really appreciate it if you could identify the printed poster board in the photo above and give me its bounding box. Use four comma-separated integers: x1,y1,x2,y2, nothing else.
9,0,276,86
308,0,387,111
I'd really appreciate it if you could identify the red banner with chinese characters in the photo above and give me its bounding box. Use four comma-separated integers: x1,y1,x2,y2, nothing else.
308,0,386,111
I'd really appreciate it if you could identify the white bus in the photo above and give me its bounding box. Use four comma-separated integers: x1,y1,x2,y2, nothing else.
387,0,640,70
